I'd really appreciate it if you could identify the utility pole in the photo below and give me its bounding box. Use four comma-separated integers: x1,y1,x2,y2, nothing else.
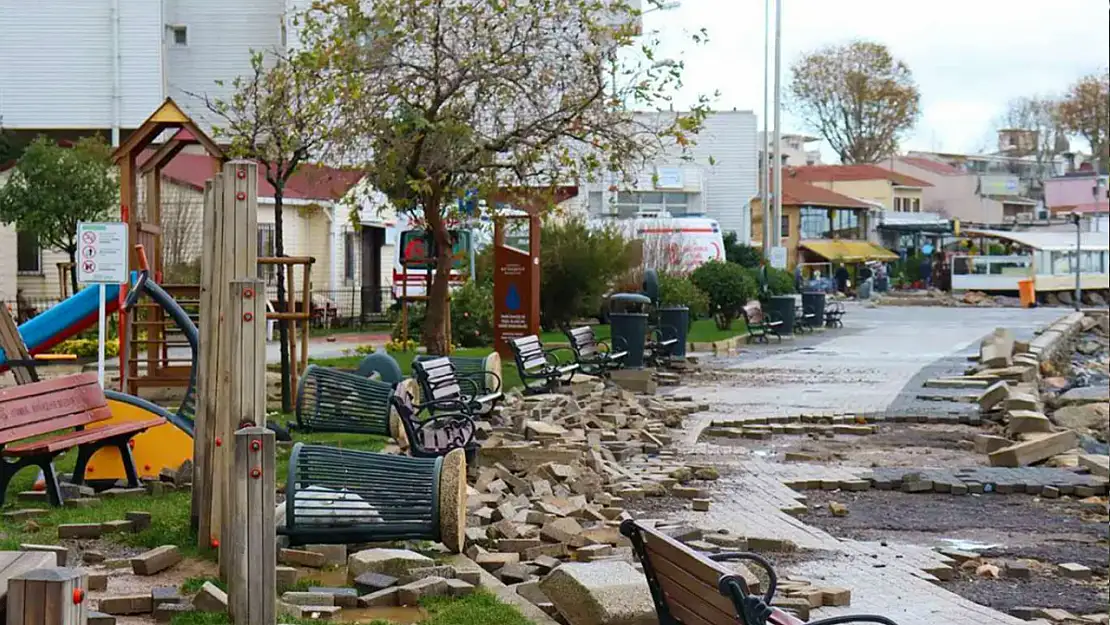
770,0,783,252
760,0,770,253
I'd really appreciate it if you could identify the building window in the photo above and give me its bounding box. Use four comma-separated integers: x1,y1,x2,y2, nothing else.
344,232,357,282
911,198,921,212
780,215,790,238
17,231,41,274
611,191,691,217
257,224,275,284
169,25,188,46
799,207,863,240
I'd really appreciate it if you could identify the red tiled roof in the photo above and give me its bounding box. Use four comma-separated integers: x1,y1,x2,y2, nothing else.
146,151,363,201
779,179,873,209
898,156,964,176
787,164,933,187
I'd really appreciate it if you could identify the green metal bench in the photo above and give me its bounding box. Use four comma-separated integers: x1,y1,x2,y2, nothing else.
294,364,395,436
741,301,782,344
412,356,503,416
391,383,479,463
565,326,626,376
278,443,467,552
509,335,579,395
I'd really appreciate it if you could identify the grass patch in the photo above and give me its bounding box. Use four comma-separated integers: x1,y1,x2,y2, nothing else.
309,348,523,392
169,590,533,625
181,576,224,595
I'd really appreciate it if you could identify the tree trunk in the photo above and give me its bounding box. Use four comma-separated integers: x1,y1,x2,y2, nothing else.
422,194,451,355
274,190,292,414
67,247,78,296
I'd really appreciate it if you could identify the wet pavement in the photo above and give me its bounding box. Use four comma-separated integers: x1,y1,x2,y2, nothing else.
668,303,1101,625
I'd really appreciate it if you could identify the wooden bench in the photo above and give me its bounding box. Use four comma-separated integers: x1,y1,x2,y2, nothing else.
646,327,681,367
412,356,503,416
509,335,579,395
794,304,815,334
621,519,900,625
391,384,479,463
565,326,627,376
0,373,164,507
742,301,783,344
825,301,846,328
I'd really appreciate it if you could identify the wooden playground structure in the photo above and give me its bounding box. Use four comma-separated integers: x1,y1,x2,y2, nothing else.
111,99,314,405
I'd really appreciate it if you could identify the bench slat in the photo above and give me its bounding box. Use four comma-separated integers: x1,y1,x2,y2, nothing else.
3,414,163,456
642,528,731,590
669,600,728,625
649,554,739,624
522,356,549,371
0,382,109,445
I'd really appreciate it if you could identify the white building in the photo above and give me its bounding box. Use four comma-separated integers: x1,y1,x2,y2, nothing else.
759,132,823,167
580,110,759,241
0,0,297,136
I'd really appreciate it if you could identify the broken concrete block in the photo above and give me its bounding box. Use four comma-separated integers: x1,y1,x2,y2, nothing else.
820,587,851,607
974,434,1012,454
359,587,400,608
539,562,655,625
58,523,103,539
193,582,228,613
279,548,327,568
347,548,435,583
977,381,1010,411
1006,410,1052,435
1058,562,1092,580
989,431,1079,467
980,328,1015,368
131,545,182,576
98,594,153,615
281,591,334,606
397,576,451,605
692,499,711,512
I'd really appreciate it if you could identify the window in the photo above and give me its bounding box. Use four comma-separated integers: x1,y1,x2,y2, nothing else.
344,232,357,282
169,25,188,46
611,191,691,217
17,231,41,274
780,215,790,238
911,198,921,212
798,207,863,240
257,224,275,284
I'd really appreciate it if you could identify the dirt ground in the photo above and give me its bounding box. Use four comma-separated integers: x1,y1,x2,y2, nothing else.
702,423,989,468
803,490,1110,615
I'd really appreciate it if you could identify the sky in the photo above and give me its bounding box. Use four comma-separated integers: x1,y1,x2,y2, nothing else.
642,0,1110,163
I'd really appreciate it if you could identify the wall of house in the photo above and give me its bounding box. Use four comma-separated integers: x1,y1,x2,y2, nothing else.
1045,176,1109,210
880,161,997,222
0,1,164,130
805,179,891,209
0,224,17,304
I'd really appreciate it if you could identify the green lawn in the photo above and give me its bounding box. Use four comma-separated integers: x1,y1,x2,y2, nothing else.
309,348,523,392
538,318,746,346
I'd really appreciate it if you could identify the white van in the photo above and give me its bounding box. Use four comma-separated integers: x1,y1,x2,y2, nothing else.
590,214,725,274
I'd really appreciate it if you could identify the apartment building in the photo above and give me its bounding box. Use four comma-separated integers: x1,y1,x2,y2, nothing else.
579,110,759,242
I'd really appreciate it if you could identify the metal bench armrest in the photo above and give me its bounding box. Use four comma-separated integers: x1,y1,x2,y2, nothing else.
415,397,474,416
709,551,778,603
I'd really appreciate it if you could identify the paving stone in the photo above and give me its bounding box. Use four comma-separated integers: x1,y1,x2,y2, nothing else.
87,573,108,592
153,603,193,622
276,566,298,591
397,576,451,605
150,586,182,607
282,591,334,606
58,523,103,539
125,511,152,532
193,582,228,612
131,545,182,576
20,543,69,566
303,543,347,566
1005,562,1033,579
279,548,327,568
98,594,153,615
353,571,399,594
539,561,655,625
359,587,400,608
1058,562,1092,580
88,613,116,625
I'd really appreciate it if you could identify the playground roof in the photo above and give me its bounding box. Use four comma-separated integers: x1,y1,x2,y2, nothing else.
149,152,365,201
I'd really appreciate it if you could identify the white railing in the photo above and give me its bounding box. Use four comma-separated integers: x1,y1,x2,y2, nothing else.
951,254,1032,291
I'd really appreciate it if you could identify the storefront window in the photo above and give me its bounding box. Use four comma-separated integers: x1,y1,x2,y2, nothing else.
798,207,863,240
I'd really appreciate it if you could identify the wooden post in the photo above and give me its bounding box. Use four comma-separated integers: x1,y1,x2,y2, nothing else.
6,568,89,625
227,427,275,624
0,304,37,384
192,160,258,559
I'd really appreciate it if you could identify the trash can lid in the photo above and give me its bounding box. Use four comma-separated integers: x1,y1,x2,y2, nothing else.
610,293,652,305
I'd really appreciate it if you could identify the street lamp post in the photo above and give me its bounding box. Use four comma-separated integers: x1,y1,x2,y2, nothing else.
1071,211,1081,311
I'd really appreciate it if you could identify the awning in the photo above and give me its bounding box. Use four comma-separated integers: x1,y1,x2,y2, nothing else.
800,240,899,262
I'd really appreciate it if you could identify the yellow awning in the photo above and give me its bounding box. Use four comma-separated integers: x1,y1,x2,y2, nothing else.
799,240,899,262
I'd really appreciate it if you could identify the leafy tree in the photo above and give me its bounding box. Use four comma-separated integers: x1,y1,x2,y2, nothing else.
540,218,634,331
997,96,1066,187
302,0,709,353
689,260,756,330
657,272,709,320
0,128,21,163
200,50,339,413
722,231,763,268
1056,69,1110,167
0,136,116,295
788,41,920,164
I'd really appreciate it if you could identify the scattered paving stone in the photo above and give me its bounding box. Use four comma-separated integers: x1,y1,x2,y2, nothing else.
98,594,153,615
828,502,849,517
87,612,116,625
1005,562,1033,580
397,576,451,605
1058,562,1092,580
153,602,193,622
281,591,334,606
445,578,476,597
308,587,359,608
692,498,711,512
353,571,399,594
539,561,655,625
125,511,152,532
279,548,327,569
820,587,851,607
359,587,400,608
58,523,103,539
131,546,182,576
276,566,298,591
151,586,182,607
347,548,435,582
87,573,108,592
303,543,347,566
193,582,228,612
280,604,342,619
20,543,68,566
399,565,457,584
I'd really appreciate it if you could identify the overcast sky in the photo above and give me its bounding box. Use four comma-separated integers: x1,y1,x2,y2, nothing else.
643,0,1110,162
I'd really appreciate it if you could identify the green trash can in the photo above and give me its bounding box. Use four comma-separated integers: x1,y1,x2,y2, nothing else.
801,291,825,329
764,295,796,335
658,306,689,358
609,293,651,368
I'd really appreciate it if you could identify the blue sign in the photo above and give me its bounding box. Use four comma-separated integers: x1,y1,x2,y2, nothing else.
922,243,934,255
505,283,521,311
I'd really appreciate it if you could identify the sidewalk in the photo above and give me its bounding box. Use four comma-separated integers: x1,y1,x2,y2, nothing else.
263,332,389,364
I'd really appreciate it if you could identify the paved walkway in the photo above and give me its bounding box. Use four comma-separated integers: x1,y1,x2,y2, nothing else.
673,303,1065,625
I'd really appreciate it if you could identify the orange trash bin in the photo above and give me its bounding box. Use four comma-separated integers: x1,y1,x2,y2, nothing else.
1018,279,1036,308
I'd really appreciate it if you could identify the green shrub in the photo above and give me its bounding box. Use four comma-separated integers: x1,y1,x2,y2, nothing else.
657,272,709,320
52,338,119,358
540,218,634,330
450,280,494,347
391,302,426,342
723,232,763,268
689,261,757,330
755,266,795,296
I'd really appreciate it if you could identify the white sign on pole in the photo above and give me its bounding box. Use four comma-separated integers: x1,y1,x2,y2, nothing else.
769,246,788,269
77,222,129,388
77,222,129,284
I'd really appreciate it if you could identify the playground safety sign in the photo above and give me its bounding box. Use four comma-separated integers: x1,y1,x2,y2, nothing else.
77,222,129,284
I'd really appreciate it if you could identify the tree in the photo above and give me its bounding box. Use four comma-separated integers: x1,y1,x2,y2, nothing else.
200,50,339,412
302,0,709,353
997,96,1065,188
161,183,203,283
0,136,116,295
722,231,763,268
788,41,920,164
1056,69,1110,167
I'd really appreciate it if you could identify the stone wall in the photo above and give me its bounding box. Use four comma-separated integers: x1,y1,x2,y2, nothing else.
1028,312,1087,365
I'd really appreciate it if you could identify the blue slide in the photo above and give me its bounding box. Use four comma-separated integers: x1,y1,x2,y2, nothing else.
0,284,122,373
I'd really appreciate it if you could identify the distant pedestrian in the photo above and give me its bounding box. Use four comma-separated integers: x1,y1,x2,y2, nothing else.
794,264,803,292
920,256,933,289
835,264,850,293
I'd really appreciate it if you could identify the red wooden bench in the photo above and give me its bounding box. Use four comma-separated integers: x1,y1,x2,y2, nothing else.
621,519,900,625
0,373,165,507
